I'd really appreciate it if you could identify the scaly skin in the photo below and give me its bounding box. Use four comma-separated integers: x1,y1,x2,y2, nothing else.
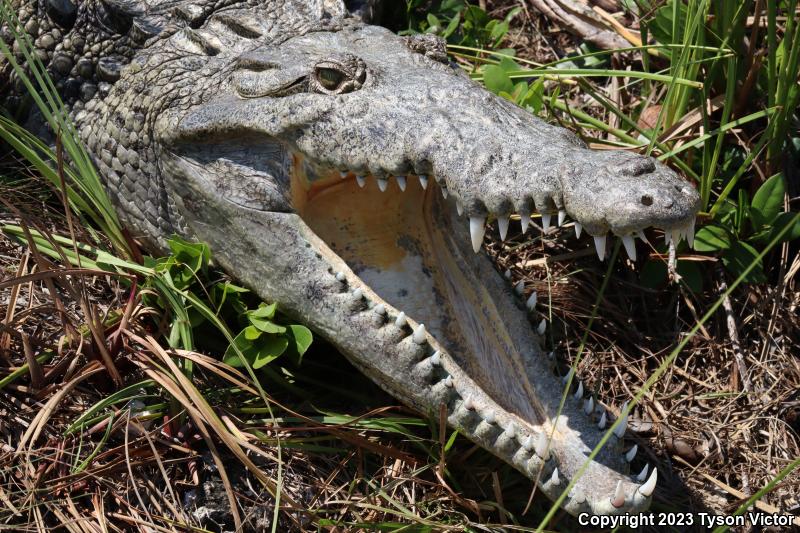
3,0,700,516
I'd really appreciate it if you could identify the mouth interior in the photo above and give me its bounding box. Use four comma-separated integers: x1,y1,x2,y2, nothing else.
296,170,543,423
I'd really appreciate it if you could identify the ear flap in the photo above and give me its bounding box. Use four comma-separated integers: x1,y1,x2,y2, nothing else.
403,34,448,64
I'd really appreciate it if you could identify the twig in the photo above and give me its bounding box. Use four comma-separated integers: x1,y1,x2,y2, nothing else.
716,265,751,393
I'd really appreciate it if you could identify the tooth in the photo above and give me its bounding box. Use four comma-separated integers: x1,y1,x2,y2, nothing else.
352,288,363,300
611,480,626,507
469,216,486,253
625,444,638,462
456,202,464,216
504,422,517,439
535,432,550,460
584,396,594,415
356,175,366,188
558,209,566,227
484,410,496,424
522,434,534,451
593,235,607,260
377,177,388,192
574,222,582,238
550,467,559,485
514,280,525,296
614,402,628,438
443,375,454,387
573,381,583,400
598,410,607,430
637,230,649,245
573,489,586,504
504,269,512,280
687,218,696,248
396,175,406,191
463,396,475,410
541,213,551,232
498,215,509,240
671,228,682,245
395,312,407,327
546,351,554,360
335,272,346,282
526,292,537,310
374,304,386,315
519,208,530,233
636,464,649,482
419,175,428,189
441,186,448,199
339,171,348,178
562,367,575,384
537,319,546,335
664,230,672,245
621,235,637,261
639,467,657,497
412,324,426,344
430,351,441,365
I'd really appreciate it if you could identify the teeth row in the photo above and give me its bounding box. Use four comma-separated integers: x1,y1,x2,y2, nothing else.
333,269,658,506
345,172,429,192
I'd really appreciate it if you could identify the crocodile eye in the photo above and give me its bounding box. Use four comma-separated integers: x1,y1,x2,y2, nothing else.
315,67,346,91
310,55,367,95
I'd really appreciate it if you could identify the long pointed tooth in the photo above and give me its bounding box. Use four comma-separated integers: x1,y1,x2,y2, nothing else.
637,230,649,245
574,221,582,238
498,216,510,241
573,381,583,400
418,175,428,189
639,467,657,497
526,291,537,310
377,177,388,192
443,375,453,387
430,351,441,365
611,480,626,508
664,230,672,245
535,432,550,460
519,208,530,233
395,312,407,328
558,209,566,227
374,304,386,315
625,444,638,462
541,213,551,232
514,280,525,296
463,396,475,410
412,324,426,344
671,228,682,245
395,175,406,191
614,402,628,438
636,464,649,482
562,367,575,384
598,410,607,430
621,235,637,261
549,467,559,485
537,319,546,335
356,175,366,188
456,202,464,216
441,186,448,199
686,218,696,248
504,422,517,439
522,434,534,451
584,396,594,415
469,216,486,253
593,235,607,260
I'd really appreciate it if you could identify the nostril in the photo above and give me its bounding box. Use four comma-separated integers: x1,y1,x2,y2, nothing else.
640,194,653,206
674,185,683,193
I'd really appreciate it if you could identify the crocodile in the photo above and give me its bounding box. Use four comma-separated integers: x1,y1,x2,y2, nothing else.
3,0,700,518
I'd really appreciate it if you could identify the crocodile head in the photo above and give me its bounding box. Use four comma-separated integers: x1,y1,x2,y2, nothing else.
77,12,699,517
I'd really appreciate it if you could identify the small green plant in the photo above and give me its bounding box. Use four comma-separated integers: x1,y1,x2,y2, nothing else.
403,0,521,48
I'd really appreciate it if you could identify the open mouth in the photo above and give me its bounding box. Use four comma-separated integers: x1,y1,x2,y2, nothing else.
289,164,658,514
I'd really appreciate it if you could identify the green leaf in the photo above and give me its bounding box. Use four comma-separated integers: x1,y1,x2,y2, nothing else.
765,212,800,243
252,335,289,369
722,241,766,284
243,325,263,340
750,173,785,229
249,301,277,320
286,325,313,362
693,225,732,251
442,12,461,38
482,64,514,95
